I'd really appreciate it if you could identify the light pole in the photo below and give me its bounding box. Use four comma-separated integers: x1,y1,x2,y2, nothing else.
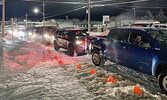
25,13,28,29
88,0,91,32
2,0,5,37
42,1,45,25
33,1,45,26
132,8,136,24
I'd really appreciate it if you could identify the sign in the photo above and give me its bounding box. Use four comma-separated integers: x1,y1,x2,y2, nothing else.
103,15,110,26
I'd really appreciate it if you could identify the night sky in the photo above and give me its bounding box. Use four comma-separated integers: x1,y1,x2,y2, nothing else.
0,0,167,21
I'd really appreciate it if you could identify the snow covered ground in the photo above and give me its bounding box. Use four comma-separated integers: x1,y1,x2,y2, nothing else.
0,33,167,100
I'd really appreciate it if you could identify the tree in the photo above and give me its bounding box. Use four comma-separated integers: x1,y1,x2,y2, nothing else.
143,10,154,20
155,9,167,23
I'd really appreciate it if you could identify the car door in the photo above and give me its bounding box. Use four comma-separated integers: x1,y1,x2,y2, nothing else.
123,30,153,74
105,29,130,64
56,31,66,48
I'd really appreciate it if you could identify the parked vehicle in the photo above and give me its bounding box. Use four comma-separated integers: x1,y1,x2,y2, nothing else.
130,23,150,27
89,27,167,94
54,29,89,56
130,21,160,28
27,26,57,45
153,24,167,29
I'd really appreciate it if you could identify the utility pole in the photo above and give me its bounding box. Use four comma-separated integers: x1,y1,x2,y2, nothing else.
88,0,91,32
42,1,45,26
11,18,14,42
2,0,5,37
132,8,136,24
25,13,28,29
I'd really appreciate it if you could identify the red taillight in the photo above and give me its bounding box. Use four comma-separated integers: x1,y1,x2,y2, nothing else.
85,38,88,46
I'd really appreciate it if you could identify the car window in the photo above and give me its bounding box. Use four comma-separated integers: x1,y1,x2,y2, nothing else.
57,31,65,35
129,30,151,48
148,30,167,47
69,30,88,36
110,29,130,43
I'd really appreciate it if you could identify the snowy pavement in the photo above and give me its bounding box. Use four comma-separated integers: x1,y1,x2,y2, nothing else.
0,35,167,99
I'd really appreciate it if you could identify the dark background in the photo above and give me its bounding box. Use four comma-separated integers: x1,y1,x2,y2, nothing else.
0,0,167,21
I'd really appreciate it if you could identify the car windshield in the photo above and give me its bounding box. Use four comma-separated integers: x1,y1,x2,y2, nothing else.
148,30,167,47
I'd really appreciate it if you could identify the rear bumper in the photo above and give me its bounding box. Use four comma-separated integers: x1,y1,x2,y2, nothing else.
75,44,87,54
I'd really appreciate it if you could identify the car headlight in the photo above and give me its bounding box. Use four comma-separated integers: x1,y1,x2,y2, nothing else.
44,34,49,38
28,32,33,36
52,35,54,39
75,40,84,45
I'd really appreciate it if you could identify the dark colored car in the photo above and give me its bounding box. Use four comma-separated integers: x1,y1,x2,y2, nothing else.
130,23,150,27
54,29,89,56
89,27,167,94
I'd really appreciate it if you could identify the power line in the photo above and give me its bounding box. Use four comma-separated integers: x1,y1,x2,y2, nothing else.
24,0,87,5
36,6,87,21
118,6,167,9
93,0,149,7
44,0,86,16
92,0,114,3
112,7,167,14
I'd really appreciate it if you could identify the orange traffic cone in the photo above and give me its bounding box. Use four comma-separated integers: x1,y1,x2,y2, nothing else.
77,64,82,69
90,69,95,74
107,76,116,83
133,85,143,95
54,56,58,60
58,60,63,64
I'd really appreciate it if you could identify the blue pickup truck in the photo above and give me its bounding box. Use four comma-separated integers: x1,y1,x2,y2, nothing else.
88,27,167,94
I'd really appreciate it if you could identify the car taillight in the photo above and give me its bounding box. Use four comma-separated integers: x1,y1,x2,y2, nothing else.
85,38,87,46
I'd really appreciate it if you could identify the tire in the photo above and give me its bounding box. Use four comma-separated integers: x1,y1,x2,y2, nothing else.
54,41,60,51
69,45,77,57
92,50,105,66
158,70,167,94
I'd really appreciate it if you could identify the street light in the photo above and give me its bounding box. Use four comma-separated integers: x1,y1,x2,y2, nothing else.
34,8,40,14
33,1,45,26
132,8,136,24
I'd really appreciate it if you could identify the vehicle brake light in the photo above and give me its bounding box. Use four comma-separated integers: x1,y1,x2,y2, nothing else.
85,38,88,46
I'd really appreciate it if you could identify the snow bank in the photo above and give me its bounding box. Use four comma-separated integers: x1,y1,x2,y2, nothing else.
74,60,167,100
2,40,56,71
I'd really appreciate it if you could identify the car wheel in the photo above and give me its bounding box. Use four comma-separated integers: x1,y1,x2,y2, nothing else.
69,45,77,57
158,70,167,94
54,41,60,51
92,50,105,66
